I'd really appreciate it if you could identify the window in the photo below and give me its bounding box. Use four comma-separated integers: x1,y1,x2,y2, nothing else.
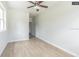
0,2,6,32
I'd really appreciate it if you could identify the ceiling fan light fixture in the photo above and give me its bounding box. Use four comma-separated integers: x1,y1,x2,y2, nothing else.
34,6,40,11
34,6,40,9
36,9,39,11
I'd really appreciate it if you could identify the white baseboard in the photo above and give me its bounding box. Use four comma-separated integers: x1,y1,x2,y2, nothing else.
8,37,29,43
36,35,78,57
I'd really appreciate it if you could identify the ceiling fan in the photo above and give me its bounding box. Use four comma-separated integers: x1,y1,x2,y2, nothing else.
27,1,48,11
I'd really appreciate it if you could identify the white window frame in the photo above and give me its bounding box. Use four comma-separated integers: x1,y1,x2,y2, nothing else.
0,2,6,32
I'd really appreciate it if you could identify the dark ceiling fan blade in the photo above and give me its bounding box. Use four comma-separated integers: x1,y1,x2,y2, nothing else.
28,1,35,4
39,5,48,8
27,6,35,8
38,1,43,4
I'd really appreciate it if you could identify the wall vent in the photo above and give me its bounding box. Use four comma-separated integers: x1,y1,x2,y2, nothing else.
72,2,79,5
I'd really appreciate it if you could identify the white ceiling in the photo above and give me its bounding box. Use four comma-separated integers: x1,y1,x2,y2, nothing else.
6,1,39,17
2,1,59,18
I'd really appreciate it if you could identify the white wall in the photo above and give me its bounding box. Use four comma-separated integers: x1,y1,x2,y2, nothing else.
0,32,8,56
0,2,8,56
35,1,79,56
6,1,29,42
7,8,29,42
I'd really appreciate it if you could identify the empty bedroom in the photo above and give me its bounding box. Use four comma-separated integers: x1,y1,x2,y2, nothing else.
0,1,79,57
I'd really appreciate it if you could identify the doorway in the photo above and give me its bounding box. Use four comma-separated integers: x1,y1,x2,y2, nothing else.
29,16,36,38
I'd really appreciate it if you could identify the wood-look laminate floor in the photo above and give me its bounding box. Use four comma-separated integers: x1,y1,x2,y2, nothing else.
1,37,74,57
